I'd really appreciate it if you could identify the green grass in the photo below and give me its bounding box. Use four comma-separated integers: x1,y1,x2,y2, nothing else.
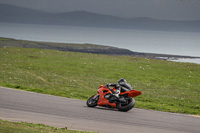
0,37,12,41
0,37,112,50
0,119,94,133
0,47,200,115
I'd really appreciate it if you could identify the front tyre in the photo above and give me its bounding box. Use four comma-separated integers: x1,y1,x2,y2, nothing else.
87,95,98,107
117,97,135,112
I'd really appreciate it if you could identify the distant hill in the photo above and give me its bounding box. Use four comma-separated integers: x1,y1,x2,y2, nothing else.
0,3,200,32
1,37,199,59
0,4,51,24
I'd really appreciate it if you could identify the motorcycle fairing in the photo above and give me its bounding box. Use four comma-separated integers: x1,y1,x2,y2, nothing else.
96,85,142,108
97,85,117,108
120,90,142,97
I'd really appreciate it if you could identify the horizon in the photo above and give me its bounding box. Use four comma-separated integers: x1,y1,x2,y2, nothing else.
0,0,200,21
1,3,200,21
0,0,200,60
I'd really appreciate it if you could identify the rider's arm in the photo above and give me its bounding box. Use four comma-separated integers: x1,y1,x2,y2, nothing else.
106,83,117,87
106,83,120,93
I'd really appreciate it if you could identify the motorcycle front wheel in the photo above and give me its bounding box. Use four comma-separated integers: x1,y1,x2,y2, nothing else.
87,95,98,107
117,97,135,112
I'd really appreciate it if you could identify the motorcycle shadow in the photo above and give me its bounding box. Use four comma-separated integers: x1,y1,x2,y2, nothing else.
84,106,123,112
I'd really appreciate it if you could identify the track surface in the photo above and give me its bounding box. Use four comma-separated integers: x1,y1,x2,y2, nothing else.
0,87,199,133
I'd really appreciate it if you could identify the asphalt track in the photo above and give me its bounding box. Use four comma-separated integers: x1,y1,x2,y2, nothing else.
0,87,199,133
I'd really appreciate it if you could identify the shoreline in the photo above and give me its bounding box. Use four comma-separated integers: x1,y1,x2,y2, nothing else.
1,37,200,64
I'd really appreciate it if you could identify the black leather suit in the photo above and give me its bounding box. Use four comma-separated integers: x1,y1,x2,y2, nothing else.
106,82,132,94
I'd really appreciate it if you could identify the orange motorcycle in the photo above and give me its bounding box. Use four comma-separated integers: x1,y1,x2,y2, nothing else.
87,84,142,112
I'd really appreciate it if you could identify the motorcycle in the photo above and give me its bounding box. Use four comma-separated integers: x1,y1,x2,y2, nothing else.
87,85,142,112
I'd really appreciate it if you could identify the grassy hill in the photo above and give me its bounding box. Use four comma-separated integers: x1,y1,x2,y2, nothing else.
0,42,200,115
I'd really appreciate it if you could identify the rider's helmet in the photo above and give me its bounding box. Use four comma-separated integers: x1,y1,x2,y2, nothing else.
118,78,132,90
118,78,127,84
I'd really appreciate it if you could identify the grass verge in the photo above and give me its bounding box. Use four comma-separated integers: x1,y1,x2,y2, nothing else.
0,119,94,133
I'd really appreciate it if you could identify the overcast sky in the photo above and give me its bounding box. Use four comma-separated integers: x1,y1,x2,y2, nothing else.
0,0,200,20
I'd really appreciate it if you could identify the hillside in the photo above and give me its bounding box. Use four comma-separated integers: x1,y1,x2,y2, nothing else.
0,4,50,24
0,37,199,60
0,4,200,32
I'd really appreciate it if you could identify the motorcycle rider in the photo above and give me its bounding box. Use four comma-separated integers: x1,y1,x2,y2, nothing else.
106,78,132,98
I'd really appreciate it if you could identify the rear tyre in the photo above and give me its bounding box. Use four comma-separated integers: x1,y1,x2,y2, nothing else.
116,97,135,112
87,95,98,107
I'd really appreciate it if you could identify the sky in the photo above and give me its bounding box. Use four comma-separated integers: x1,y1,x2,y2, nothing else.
0,0,200,20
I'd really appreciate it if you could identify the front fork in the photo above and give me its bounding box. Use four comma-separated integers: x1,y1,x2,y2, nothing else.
92,94,99,101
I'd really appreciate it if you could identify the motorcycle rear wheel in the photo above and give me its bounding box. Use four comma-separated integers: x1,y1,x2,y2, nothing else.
117,97,135,112
87,95,98,107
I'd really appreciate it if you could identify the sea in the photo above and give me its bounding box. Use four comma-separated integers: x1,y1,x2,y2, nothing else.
0,22,200,64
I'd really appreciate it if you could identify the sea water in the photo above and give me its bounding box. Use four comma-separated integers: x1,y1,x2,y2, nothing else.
0,23,200,64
